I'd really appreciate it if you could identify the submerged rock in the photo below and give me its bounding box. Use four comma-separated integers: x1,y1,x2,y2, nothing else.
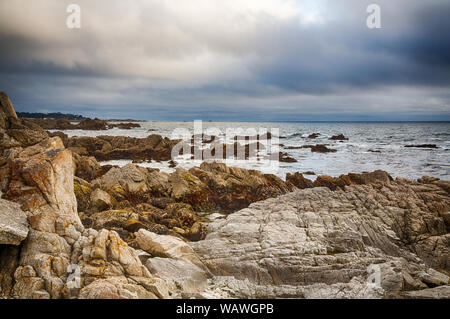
330,134,349,141
303,144,337,153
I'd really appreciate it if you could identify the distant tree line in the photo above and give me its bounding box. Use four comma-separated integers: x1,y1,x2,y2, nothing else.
17,112,86,120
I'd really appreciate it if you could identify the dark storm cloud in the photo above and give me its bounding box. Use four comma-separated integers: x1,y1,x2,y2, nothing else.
0,0,449,120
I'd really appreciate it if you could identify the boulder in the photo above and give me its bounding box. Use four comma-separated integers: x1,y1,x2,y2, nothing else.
135,229,205,269
145,257,208,294
0,199,29,245
329,134,349,141
286,172,314,189
90,188,113,212
73,154,103,182
303,144,337,153
307,133,320,139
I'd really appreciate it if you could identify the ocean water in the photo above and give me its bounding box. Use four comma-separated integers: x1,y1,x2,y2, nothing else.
53,121,450,181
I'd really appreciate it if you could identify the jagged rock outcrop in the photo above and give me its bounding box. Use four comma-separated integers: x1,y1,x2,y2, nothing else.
0,92,173,299
0,136,170,299
191,178,450,298
0,92,48,153
59,134,178,162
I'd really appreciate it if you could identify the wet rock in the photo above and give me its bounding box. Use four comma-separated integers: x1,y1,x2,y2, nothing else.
284,146,302,150
307,133,320,139
109,122,141,130
278,152,298,163
330,134,349,141
303,144,337,153
286,172,314,189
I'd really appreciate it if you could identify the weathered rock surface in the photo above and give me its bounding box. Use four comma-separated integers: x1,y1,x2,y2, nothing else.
0,199,29,245
191,178,450,298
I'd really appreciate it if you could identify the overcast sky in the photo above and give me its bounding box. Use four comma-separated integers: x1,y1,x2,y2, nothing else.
0,0,449,121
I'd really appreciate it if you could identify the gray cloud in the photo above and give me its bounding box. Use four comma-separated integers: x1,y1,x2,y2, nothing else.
0,0,449,120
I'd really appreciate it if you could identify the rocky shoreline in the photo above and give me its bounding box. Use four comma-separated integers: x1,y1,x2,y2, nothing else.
0,92,449,299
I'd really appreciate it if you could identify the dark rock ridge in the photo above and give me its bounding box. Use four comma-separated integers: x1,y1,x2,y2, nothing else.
307,133,320,139
330,134,349,141
16,112,85,120
29,117,141,130
405,144,439,149
303,144,337,153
